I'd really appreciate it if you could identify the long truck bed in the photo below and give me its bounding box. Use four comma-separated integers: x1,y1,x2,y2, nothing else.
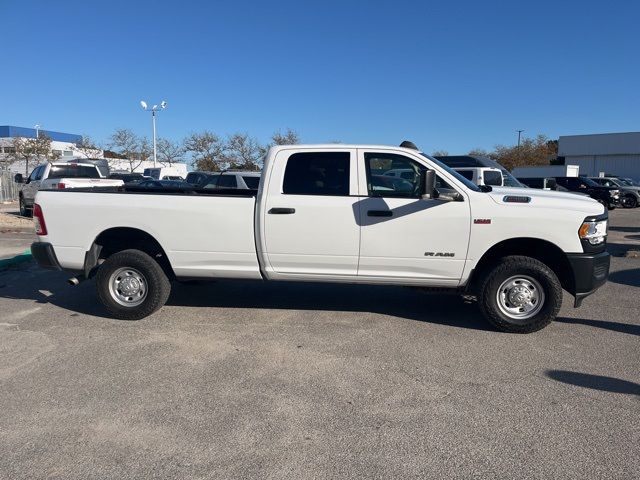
36,188,262,279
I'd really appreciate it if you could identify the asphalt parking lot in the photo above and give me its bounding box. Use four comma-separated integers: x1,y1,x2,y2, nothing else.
0,210,638,479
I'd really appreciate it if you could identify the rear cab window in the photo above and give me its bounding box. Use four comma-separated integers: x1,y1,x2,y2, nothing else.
283,152,351,196
48,165,100,179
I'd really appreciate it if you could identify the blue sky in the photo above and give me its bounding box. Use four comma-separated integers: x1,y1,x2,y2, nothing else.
2,0,638,154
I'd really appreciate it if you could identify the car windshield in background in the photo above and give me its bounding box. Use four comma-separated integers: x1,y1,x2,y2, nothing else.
48,165,100,179
421,154,481,192
501,170,526,187
619,177,639,186
581,177,600,187
242,176,260,189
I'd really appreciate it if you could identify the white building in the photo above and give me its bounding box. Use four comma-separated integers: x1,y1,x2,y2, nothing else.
558,132,640,180
0,125,105,174
0,125,183,175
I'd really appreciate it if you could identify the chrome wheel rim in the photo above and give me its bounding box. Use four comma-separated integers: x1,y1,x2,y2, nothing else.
108,267,147,307
496,275,545,321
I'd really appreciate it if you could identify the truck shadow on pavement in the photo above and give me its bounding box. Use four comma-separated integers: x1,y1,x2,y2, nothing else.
545,370,640,396
168,280,495,331
554,317,640,337
0,267,494,331
606,268,640,287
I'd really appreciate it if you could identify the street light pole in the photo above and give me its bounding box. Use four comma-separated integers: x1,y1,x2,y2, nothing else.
151,110,157,168
140,100,167,169
34,124,40,139
516,129,524,148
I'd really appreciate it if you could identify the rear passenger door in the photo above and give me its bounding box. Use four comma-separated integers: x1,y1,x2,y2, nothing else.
262,149,360,276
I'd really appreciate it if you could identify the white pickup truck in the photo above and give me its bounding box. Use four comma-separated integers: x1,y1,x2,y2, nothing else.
30,143,610,333
16,161,123,216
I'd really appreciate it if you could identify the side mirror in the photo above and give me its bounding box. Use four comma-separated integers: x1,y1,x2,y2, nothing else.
421,169,437,199
14,173,24,184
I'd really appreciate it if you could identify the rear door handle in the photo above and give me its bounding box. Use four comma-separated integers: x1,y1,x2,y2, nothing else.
367,210,393,217
268,207,296,214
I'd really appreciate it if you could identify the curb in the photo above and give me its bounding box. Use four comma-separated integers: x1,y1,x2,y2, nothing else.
0,249,33,271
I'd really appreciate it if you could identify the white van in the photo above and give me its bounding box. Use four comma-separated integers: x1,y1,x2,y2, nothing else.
454,167,504,187
143,164,188,180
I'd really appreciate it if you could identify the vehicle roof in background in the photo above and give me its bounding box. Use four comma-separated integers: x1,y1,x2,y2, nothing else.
435,155,508,170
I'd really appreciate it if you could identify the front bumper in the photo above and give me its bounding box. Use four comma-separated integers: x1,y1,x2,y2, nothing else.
566,251,610,307
31,242,62,270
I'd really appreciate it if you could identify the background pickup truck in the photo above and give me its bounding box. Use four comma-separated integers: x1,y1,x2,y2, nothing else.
15,161,124,216
30,144,610,333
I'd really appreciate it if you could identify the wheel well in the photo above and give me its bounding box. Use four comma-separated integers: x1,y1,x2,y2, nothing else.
468,238,574,295
90,227,174,279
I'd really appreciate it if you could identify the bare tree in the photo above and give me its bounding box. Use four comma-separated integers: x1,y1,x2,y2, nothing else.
468,148,491,157
183,131,225,171
109,129,143,172
271,128,300,146
5,134,59,175
73,135,103,159
6,137,34,175
222,133,264,171
156,138,184,166
431,150,449,157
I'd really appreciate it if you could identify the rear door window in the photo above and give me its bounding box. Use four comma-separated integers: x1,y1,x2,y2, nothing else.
456,170,474,181
242,176,260,189
283,152,350,196
217,175,237,188
484,170,503,186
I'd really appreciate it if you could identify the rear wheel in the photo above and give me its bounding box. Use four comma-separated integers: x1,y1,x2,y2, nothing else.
96,249,171,320
621,195,638,208
478,256,562,333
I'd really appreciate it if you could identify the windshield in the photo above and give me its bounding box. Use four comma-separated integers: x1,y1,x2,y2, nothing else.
619,177,639,187
581,177,600,187
421,154,481,192
501,169,526,187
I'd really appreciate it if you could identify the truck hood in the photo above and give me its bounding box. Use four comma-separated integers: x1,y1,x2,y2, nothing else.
486,187,605,215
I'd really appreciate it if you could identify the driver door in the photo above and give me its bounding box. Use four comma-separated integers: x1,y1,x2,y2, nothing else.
356,150,471,284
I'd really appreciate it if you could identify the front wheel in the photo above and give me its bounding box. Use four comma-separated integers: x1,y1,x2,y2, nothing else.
478,256,562,333
96,249,171,320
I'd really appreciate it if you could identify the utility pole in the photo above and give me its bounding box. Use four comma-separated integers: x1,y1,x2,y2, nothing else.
516,130,524,148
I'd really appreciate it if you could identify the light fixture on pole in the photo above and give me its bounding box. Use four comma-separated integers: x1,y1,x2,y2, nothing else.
516,129,524,148
140,100,167,167
34,124,41,139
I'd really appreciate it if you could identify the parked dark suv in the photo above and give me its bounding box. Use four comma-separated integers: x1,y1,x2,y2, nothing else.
542,177,619,210
589,177,640,208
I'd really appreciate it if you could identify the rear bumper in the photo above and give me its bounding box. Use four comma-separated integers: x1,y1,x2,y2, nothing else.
31,242,62,270
566,251,610,307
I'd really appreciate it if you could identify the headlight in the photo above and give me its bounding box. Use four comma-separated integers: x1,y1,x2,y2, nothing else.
579,219,608,245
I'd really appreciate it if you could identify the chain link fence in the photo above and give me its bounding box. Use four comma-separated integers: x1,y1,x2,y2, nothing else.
0,170,20,203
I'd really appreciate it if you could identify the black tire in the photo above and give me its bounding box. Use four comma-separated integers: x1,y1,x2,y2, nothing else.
621,195,638,209
96,249,171,320
478,255,562,333
19,195,31,217
608,204,616,211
